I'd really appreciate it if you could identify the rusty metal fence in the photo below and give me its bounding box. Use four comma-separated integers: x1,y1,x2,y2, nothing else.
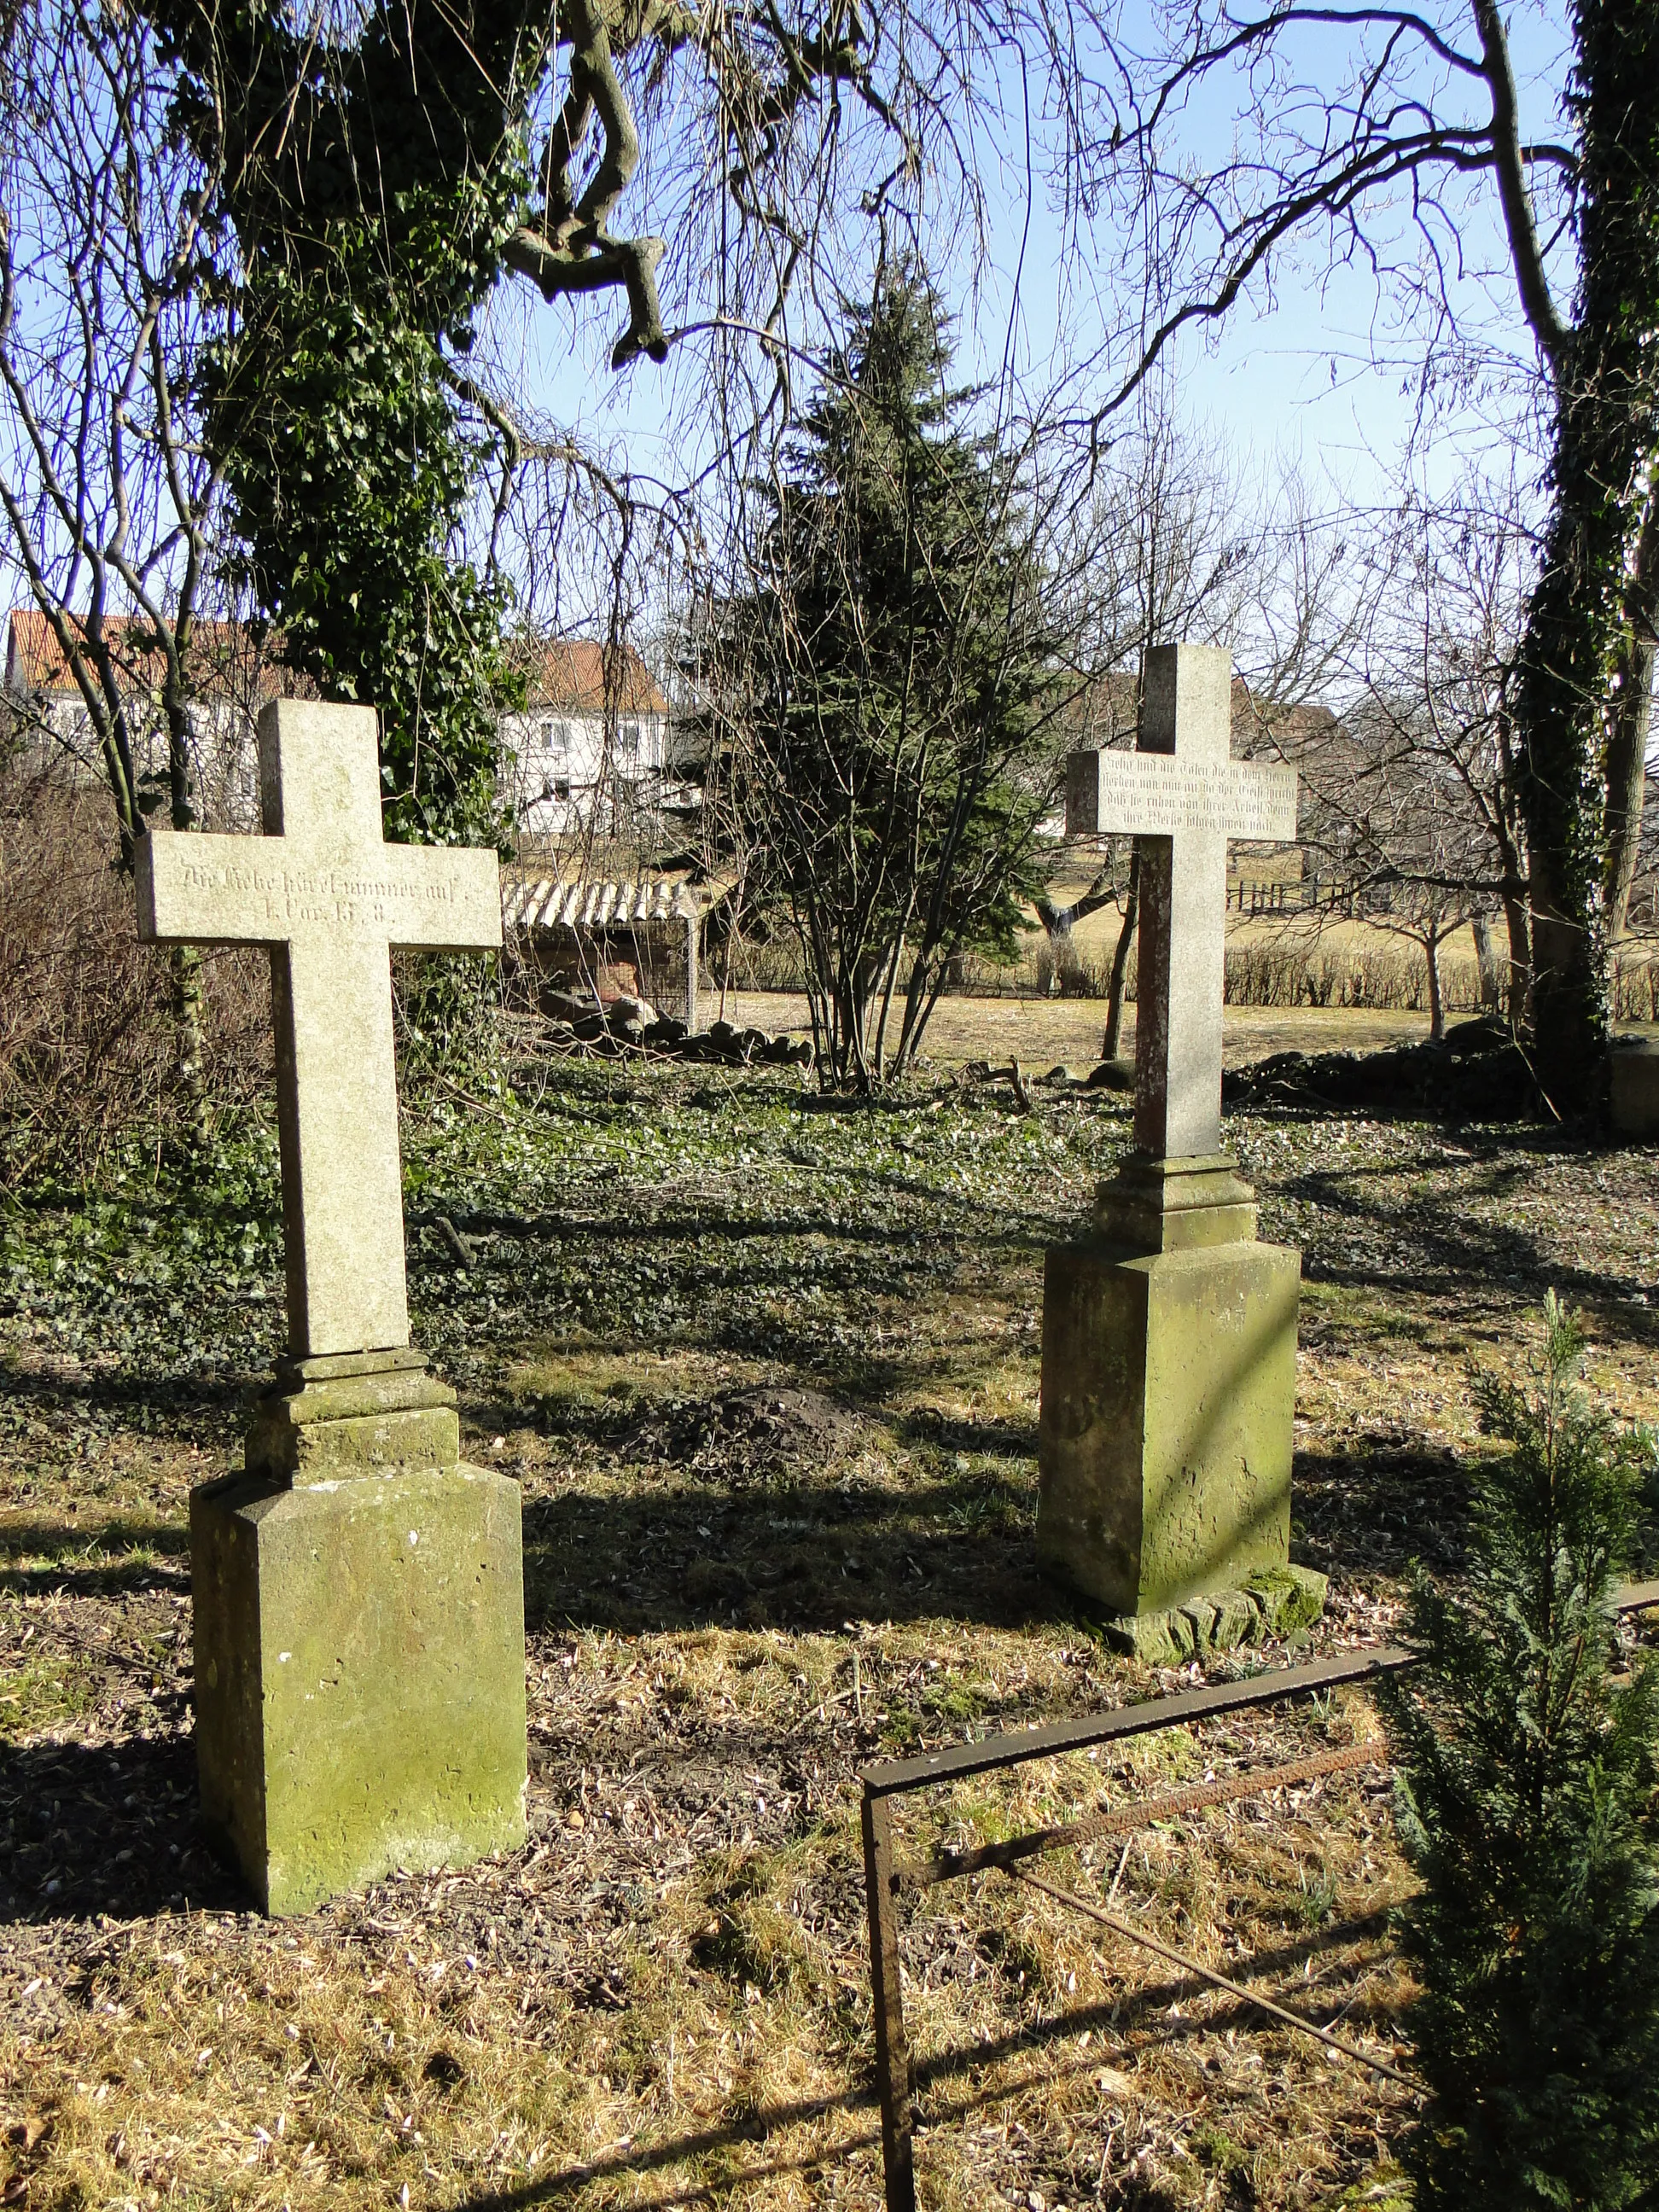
860,1584,1659,2212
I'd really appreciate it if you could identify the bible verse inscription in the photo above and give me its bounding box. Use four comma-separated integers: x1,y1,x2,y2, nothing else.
1092,753,1298,841
176,860,460,929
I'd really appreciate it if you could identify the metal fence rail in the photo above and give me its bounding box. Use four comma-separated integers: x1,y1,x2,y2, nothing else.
859,1582,1659,2212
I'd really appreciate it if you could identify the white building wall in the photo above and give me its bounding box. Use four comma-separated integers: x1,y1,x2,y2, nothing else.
8,682,260,829
504,707,670,835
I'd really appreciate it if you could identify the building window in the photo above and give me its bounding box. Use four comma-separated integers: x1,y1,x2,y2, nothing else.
618,719,640,765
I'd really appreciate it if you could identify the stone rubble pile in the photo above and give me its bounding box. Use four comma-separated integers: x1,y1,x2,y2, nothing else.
538,987,813,1068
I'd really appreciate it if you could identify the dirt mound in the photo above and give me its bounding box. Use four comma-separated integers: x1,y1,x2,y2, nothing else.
625,1384,860,1481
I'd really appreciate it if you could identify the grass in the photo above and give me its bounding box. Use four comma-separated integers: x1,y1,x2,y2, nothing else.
3,1019,1658,2208
717,992,1442,1074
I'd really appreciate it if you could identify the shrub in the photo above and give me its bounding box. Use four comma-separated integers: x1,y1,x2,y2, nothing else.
1387,1295,1659,2209
0,757,270,1180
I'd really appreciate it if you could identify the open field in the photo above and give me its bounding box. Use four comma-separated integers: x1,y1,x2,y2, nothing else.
3,1053,1659,2209
718,994,1441,1071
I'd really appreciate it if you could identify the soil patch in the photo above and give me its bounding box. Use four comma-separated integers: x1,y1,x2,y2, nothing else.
624,1383,863,1483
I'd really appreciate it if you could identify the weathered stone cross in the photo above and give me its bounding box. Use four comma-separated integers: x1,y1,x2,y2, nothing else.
1068,644,1297,1156
136,700,502,1359
1040,644,1308,1640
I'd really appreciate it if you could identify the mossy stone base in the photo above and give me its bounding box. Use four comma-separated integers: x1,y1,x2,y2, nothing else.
191,1460,527,1916
1101,1565,1328,1663
246,1351,461,1481
1038,1231,1301,1615
1610,1041,1659,1139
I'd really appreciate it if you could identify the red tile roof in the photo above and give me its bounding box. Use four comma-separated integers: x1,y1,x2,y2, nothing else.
509,637,668,717
4,608,296,703
7,610,670,720
1066,665,1337,754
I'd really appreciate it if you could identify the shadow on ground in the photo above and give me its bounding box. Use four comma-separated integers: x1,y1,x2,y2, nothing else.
459,1909,1401,2209
520,1464,1057,1638
0,1517,189,1597
0,1732,240,1924
1288,1149,1659,1342
1295,1435,1471,1582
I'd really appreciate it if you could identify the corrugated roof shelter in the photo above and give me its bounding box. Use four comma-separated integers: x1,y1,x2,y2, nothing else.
504,873,701,1028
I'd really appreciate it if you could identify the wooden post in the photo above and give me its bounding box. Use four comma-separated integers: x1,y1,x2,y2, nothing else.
862,1787,916,2212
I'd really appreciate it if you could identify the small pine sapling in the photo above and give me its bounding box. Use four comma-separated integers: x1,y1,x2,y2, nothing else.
1386,1294,1659,2209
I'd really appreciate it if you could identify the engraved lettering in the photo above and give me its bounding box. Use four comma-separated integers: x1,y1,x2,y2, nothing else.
1090,754,1297,841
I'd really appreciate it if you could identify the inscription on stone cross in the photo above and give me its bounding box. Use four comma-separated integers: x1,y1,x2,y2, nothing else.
1068,644,1297,1157
137,700,502,1358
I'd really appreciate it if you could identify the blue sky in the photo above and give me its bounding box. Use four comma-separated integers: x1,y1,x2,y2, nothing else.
490,0,1571,543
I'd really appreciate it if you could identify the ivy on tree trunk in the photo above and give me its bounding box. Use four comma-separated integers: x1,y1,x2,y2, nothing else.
1513,0,1659,1105
1604,490,1659,942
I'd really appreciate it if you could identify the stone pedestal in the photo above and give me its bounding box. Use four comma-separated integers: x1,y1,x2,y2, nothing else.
1611,1040,1659,1139
192,1352,527,1916
1038,1155,1301,1621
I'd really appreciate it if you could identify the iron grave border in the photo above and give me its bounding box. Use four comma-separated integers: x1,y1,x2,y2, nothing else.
859,1583,1659,2212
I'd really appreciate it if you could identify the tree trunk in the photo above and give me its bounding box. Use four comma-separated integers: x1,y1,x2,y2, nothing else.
1511,0,1659,1109
1102,849,1140,1059
1604,489,1658,942
1490,787,1533,1027
1471,912,1504,1011
164,703,209,1140
1425,933,1446,1042
1035,865,1119,1004
1042,911,1085,993
1502,888,1532,1027
1523,821,1602,1106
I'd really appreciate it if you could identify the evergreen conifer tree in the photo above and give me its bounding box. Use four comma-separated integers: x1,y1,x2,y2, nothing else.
1387,1295,1659,2209
713,266,1062,1087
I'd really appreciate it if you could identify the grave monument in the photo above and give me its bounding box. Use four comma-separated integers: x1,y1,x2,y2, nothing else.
137,699,527,1914
1039,643,1321,1656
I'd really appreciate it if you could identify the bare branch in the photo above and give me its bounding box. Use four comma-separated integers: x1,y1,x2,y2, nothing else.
1472,0,1569,370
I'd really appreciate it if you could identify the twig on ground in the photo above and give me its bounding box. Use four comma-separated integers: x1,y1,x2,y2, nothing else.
1008,1864,1420,2093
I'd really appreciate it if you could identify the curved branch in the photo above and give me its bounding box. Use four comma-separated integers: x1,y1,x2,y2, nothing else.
1076,125,1499,433
1473,0,1569,370
504,225,668,365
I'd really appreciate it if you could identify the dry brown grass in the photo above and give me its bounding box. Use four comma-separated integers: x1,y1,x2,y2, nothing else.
718,992,1437,1076
7,1079,1659,2209
0,1613,1414,2212
0,1333,1429,2209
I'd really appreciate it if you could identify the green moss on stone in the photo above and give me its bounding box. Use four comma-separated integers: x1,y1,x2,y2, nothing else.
192,1461,527,1916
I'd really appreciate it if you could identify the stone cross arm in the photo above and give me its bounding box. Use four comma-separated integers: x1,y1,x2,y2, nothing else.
1079,748,1297,845
136,833,502,953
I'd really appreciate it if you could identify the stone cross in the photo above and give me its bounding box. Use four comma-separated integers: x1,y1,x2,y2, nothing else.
136,701,502,1359
1068,644,1296,1157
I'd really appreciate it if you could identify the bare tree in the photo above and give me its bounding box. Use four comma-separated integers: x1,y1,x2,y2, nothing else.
1309,694,1490,1040
0,0,243,1129
1287,480,1540,1033
1041,0,1657,1102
